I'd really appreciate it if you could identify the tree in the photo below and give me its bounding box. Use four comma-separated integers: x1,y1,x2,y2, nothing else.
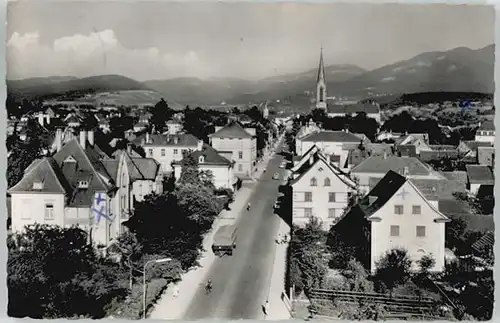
150,98,173,133
109,115,135,138
8,119,43,188
417,254,436,276
107,232,143,290
8,224,127,318
374,248,412,296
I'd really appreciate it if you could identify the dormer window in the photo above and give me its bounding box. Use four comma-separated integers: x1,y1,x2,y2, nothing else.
310,177,317,186
199,156,205,164
32,181,44,190
78,180,89,189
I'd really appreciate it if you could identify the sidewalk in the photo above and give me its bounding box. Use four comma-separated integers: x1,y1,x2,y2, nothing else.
149,142,278,320
265,217,292,320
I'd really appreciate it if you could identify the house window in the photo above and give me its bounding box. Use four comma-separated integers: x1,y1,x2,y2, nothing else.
148,148,153,156
416,226,426,237
238,164,243,172
390,225,400,237
304,208,313,217
394,205,403,215
324,178,331,186
44,203,54,220
304,192,312,202
238,151,243,159
412,205,421,215
329,192,336,202
328,208,336,218
161,148,165,156
310,177,317,186
173,149,178,155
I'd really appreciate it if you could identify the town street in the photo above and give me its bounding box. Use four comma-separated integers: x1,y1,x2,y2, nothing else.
183,148,286,319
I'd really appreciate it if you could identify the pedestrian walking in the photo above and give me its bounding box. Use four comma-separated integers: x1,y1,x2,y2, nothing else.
263,300,270,317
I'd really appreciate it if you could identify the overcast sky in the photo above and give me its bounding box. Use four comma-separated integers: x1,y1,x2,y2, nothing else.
7,2,494,81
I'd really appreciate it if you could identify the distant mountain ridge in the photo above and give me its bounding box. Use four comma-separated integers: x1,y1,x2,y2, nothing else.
7,44,494,106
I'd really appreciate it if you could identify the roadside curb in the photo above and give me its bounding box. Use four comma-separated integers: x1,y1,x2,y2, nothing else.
149,139,281,320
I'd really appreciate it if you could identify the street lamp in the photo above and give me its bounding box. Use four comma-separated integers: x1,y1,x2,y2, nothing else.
143,257,172,319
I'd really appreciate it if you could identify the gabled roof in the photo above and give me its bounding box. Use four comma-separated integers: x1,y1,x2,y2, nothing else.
478,121,495,131
291,144,320,173
396,133,429,145
104,150,160,182
301,130,362,143
65,115,81,124
8,157,71,194
459,140,492,152
360,171,449,223
51,138,116,207
209,122,253,139
173,144,232,166
472,231,494,254
351,155,432,176
326,103,379,115
466,165,494,185
290,150,356,188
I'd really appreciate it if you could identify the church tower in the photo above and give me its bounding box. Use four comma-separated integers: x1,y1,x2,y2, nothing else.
315,47,327,110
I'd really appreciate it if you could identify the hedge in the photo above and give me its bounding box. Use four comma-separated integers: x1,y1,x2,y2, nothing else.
106,278,170,319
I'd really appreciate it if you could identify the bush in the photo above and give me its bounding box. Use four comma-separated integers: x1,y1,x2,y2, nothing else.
108,278,169,319
374,248,412,295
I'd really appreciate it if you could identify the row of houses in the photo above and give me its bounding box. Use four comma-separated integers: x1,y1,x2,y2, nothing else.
286,120,495,274
8,103,278,248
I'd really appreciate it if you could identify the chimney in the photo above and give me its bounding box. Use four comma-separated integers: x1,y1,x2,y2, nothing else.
146,132,150,144
326,154,331,165
56,128,62,152
87,130,94,146
403,166,409,176
197,139,203,151
79,130,86,149
383,151,387,160
127,143,133,154
174,136,179,144
46,115,51,125
309,154,314,165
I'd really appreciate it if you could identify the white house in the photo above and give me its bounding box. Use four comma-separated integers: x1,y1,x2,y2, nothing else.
350,155,443,192
8,131,163,248
209,122,257,178
172,141,237,190
290,148,357,230
135,132,199,173
335,170,450,273
475,121,495,143
395,133,431,155
165,120,183,135
8,132,122,248
465,165,494,195
297,130,368,167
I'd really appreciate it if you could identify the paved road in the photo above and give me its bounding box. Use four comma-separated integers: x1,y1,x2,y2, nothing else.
183,146,286,320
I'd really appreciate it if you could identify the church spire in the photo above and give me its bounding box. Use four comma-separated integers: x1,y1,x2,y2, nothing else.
317,46,326,84
315,46,327,110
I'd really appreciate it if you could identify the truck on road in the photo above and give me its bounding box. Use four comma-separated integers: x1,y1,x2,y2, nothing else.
212,225,238,256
